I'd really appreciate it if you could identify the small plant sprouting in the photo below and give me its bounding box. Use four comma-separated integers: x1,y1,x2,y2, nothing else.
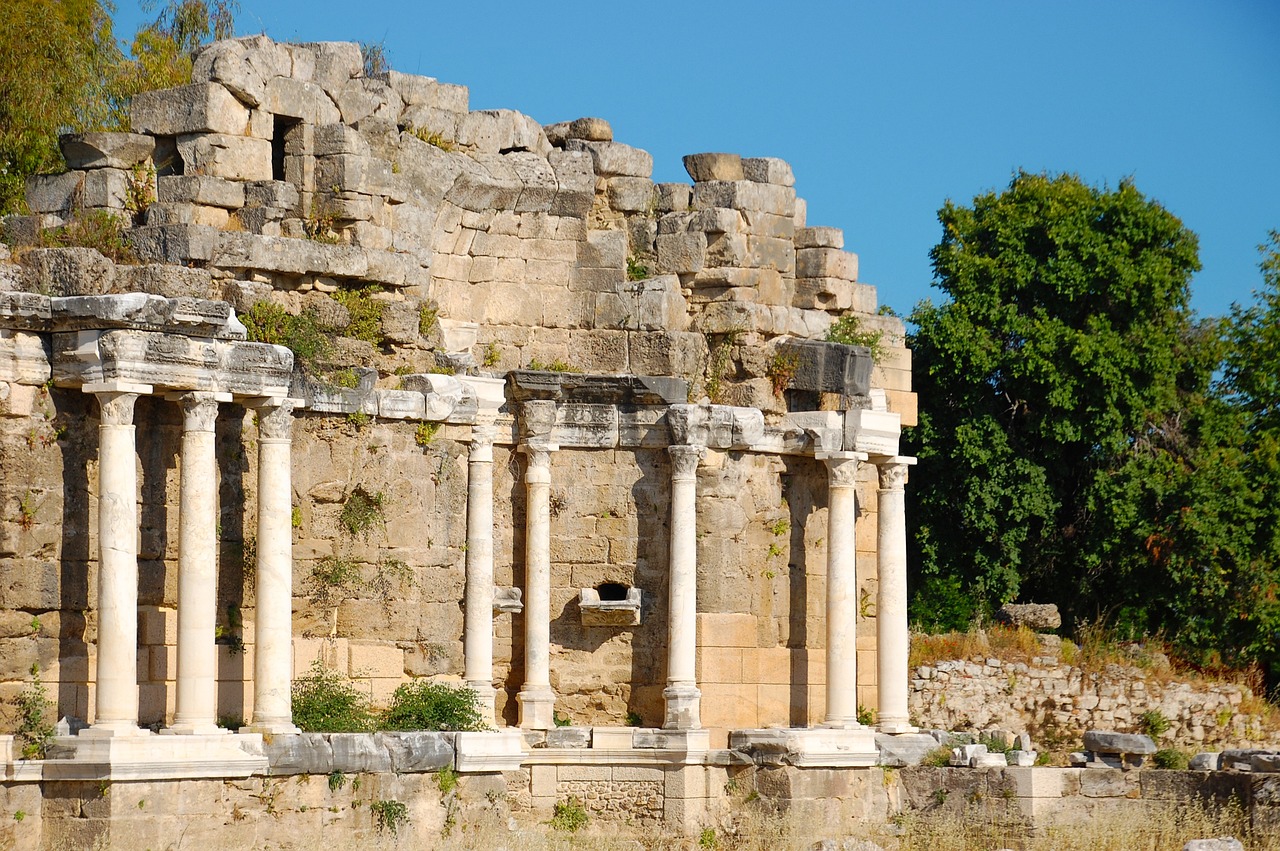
408,125,454,151
553,711,572,728
17,491,37,531
346,410,371,429
16,664,54,759
698,827,718,849
857,704,876,727
339,487,386,538
435,764,458,795
370,798,409,834
527,357,580,374
418,305,439,337
415,422,441,447
625,255,650,282
482,341,501,368
769,517,790,537
625,710,642,727
826,313,886,361
765,349,800,396
124,161,157,223
327,770,347,792
1139,709,1171,738
291,506,303,529
549,797,588,832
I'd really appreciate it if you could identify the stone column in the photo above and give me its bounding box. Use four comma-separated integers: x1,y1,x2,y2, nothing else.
517,443,556,729
169,392,225,735
247,401,299,733
86,384,151,735
664,443,706,730
876,456,918,733
463,424,498,725
820,452,866,729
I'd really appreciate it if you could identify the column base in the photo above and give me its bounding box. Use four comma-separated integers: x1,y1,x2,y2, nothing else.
467,680,497,727
80,722,150,738
877,720,919,735
821,718,866,731
240,720,301,735
517,686,556,730
662,683,702,730
161,722,228,736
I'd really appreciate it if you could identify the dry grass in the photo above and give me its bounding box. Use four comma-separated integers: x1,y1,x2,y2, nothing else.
909,625,1042,669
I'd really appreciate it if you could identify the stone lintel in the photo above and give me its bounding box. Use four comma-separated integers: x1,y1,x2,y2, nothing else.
82,380,154,396
508,370,687,406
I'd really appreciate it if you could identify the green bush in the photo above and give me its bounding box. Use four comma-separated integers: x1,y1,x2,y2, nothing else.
369,798,408,834
825,313,885,361
339,487,385,538
16,664,54,759
1139,709,1171,738
550,797,588,832
240,302,332,372
332,285,386,346
380,680,487,732
291,661,374,732
38,210,136,264
1152,748,1190,770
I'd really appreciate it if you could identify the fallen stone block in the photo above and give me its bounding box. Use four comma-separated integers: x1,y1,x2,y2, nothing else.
874,732,943,767
1083,731,1157,756
20,248,115,296
951,743,988,766
1184,840,1245,851
60,132,156,170
1190,752,1222,771
995,602,1062,630
683,152,744,182
1251,753,1280,772
132,83,249,136
972,752,1010,769
1006,749,1037,767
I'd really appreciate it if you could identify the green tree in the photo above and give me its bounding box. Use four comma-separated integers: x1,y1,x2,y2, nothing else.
907,171,1203,629
0,0,121,211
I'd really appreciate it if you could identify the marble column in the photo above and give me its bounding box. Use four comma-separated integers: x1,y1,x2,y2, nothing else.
86,384,151,736
517,443,556,729
820,452,867,729
169,392,225,735
876,456,918,733
463,424,498,725
247,401,299,733
663,443,705,730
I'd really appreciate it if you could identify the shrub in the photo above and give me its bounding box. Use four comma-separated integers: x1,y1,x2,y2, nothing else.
1153,748,1190,770
16,664,54,759
339,487,385,538
39,209,135,264
291,661,374,732
380,680,487,732
414,422,440,447
369,798,409,834
625,255,649,281
550,797,588,832
825,312,885,361
240,303,332,372
332,285,385,345
1139,709,1171,738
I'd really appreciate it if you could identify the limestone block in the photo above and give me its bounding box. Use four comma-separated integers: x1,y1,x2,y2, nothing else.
212,232,367,277
564,140,653,178
781,339,873,397
546,116,612,143
131,83,249,136
1189,752,1222,771
874,733,942,767
443,154,518,212
176,133,271,181
626,330,706,377
332,77,402,126
1184,840,1245,851
1082,731,1157,756
60,132,156,170
116,264,214,299
579,229,627,270
507,152,559,213
607,177,655,213
546,726,593,748
653,231,705,276
77,168,128,209
144,202,231,228
25,172,84,214
995,603,1062,630
634,275,690,331
20,247,115,296
126,223,222,265
378,731,455,772
793,277,852,311
328,732,393,773
296,41,363,93
796,247,858,281
742,157,795,187
348,643,404,679
655,182,692,213
156,174,245,209
381,70,464,110
263,76,341,125
796,226,844,249
0,331,51,386
311,124,371,158
683,152,744,183
692,180,795,217
456,109,552,156
747,235,795,273
549,149,595,218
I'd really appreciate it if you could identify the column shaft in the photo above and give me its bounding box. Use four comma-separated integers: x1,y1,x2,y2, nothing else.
463,425,497,724
249,402,299,733
90,390,144,734
823,454,863,728
876,458,917,733
663,444,705,730
517,444,556,729
170,393,222,734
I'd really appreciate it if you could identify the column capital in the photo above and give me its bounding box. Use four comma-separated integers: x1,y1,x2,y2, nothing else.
256,400,296,441
519,442,557,483
176,392,223,433
668,444,706,482
875,456,917,491
94,391,141,426
819,451,866,488
469,424,497,461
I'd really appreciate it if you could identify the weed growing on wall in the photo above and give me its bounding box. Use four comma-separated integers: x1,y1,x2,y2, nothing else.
16,664,54,759
765,349,800,396
339,487,386,538
549,797,588,832
332,284,386,345
826,313,885,361
369,798,409,834
382,681,486,732
240,303,332,373
37,210,136,264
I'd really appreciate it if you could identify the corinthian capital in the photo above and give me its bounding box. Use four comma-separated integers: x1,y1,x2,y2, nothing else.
668,444,706,481
877,462,909,491
825,455,861,489
179,393,221,433
96,392,139,427
257,400,295,441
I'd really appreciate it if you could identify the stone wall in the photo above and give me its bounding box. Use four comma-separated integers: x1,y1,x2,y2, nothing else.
910,655,1280,752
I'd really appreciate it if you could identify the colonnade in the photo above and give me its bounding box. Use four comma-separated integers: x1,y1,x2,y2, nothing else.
460,428,917,735
81,382,297,737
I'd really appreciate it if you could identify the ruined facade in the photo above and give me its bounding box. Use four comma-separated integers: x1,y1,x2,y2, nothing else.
0,35,919,840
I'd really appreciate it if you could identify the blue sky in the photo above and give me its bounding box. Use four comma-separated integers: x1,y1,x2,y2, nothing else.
116,1,1280,319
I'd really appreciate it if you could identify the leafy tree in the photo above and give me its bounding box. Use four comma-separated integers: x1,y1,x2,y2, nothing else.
0,0,121,211
907,171,1203,629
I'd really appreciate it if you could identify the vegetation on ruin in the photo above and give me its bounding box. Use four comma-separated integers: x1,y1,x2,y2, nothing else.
338,486,386,538
332,284,387,346
292,661,374,732
909,171,1280,689
527,357,581,373
36,209,137,264
415,421,441,447
764,349,799,396
625,255,650,282
418,304,439,337
0,1,236,212
241,302,333,371
381,680,487,732
15,664,55,759
408,125,454,152
549,797,589,833
825,312,886,361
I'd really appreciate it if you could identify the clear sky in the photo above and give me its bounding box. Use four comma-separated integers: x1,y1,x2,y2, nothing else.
116,1,1280,320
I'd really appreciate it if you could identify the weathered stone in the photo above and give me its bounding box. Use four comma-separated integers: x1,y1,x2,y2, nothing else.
1083,731,1157,756
377,731,455,772
131,83,250,135
549,149,595,218
128,224,222,265
456,110,551,156
157,175,246,209
25,172,84,214
607,177,655,213
743,156,795,187
564,140,652,178
297,41,363,93
795,225,844,250
568,117,613,142
994,602,1062,631
176,134,272,181
780,339,873,397
332,77,402,126
683,153,744,183
60,133,156,171
874,733,943,767
656,231,707,275
380,300,420,345
20,248,114,296
264,733,333,775
545,727,592,748
1190,752,1222,771
692,180,795,216
1184,840,1245,851
1251,753,1280,772
655,183,692,213
115,264,214,299
796,247,858,281
263,76,342,125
